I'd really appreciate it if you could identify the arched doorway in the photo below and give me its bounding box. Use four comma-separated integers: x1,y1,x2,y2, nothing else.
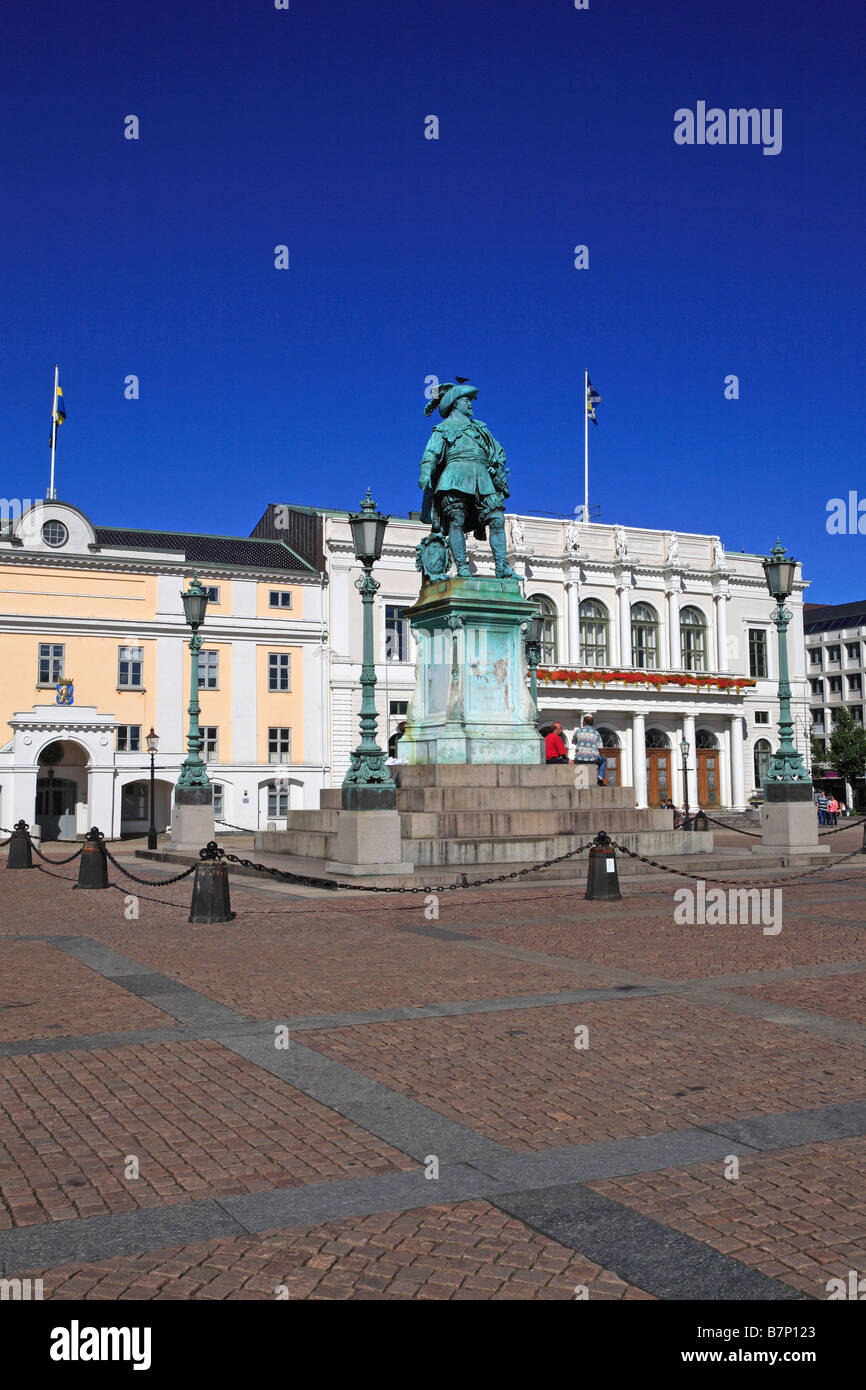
35,739,87,840
695,730,720,807
645,728,671,807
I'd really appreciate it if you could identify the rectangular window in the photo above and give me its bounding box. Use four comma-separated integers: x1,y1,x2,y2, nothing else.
38,642,64,685
267,783,289,818
827,645,841,662
748,630,768,679
212,784,224,819
389,700,409,717
385,605,410,662
829,676,842,695
848,673,862,693
116,725,142,752
681,630,706,672
809,648,822,666
754,711,769,724
197,650,219,689
810,679,824,698
201,726,218,759
269,590,293,609
118,645,143,687
851,706,863,723
268,727,292,763
268,652,291,691
204,586,220,604
846,642,860,661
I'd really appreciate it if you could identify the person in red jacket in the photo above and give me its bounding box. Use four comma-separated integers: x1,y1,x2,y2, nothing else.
544,722,569,764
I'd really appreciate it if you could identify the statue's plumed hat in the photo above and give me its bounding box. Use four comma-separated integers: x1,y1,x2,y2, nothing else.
424,378,478,418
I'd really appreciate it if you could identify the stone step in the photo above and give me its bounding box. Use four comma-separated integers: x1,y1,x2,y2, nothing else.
405,829,712,867
395,763,598,788
392,785,634,813
255,828,337,858
398,808,671,838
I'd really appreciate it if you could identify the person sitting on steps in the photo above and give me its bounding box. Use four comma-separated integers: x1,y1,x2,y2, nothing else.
573,714,608,785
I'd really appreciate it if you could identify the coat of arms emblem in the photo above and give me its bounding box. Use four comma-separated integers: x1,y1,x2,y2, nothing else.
55,679,74,706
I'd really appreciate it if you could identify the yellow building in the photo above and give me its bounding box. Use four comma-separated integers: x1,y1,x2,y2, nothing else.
0,501,328,839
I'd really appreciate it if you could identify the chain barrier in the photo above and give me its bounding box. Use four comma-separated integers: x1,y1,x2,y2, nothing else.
700,813,764,839
30,842,85,865
216,836,597,895
609,838,865,888
819,817,866,836
214,819,253,833
102,845,198,887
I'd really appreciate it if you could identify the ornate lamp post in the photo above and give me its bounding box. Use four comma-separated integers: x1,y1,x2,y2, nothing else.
762,539,810,785
680,737,692,830
342,491,397,810
145,727,159,850
525,611,544,717
176,576,210,795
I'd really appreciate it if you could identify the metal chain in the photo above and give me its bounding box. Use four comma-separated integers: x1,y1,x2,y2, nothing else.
701,813,764,839
34,863,78,883
105,882,196,910
819,817,866,836
215,818,253,833
609,837,865,888
220,838,597,895
102,846,198,886
30,842,84,865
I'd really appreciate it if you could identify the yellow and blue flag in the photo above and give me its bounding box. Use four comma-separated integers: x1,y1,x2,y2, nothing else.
53,376,67,427
586,377,602,425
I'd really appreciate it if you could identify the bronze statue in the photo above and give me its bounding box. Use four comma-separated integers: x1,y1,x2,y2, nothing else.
418,380,516,581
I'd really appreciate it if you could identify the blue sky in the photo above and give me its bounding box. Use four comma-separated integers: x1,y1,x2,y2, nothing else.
1,0,864,600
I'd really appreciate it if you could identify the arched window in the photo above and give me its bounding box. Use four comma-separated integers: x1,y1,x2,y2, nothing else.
753,738,772,789
645,728,670,748
579,599,610,667
680,606,708,672
632,603,659,669
596,727,620,748
695,729,718,749
528,594,558,664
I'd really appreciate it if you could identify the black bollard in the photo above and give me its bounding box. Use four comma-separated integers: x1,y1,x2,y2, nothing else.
75,827,109,889
693,810,709,832
7,821,33,869
189,842,234,924
585,831,622,901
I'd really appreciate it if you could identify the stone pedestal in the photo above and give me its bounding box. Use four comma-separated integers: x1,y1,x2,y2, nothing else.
399,576,543,765
754,782,828,856
171,787,214,853
326,809,413,876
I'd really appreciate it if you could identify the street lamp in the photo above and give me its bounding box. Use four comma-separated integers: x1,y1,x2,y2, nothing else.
761,540,810,785
525,611,544,717
176,575,211,794
146,727,159,850
680,737,692,831
342,490,397,810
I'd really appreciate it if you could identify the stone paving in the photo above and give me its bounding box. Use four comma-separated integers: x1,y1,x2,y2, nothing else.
0,825,865,1301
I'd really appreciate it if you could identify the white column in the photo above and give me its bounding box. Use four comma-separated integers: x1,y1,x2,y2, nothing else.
716,593,729,672
565,574,580,664
667,588,681,670
231,641,258,763
730,713,746,810
88,767,115,836
631,711,647,808
12,768,38,826
682,712,698,809
618,584,632,666
156,636,183,754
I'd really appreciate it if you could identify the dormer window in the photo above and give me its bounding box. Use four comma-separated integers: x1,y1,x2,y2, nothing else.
41,519,68,547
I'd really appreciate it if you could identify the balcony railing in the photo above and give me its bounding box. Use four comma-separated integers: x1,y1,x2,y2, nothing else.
537,665,757,694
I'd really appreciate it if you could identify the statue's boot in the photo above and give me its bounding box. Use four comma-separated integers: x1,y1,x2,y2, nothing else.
448,524,472,577
488,515,517,578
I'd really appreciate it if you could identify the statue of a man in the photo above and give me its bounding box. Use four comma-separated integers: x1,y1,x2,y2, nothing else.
419,380,515,579
667,532,679,565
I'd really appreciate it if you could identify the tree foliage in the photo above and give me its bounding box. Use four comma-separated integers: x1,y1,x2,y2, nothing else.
827,708,866,786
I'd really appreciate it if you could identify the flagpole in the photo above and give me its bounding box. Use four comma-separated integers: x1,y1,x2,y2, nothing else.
583,368,589,523
48,364,59,501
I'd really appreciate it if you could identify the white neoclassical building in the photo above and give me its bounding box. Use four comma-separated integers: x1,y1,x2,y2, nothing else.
294,508,809,812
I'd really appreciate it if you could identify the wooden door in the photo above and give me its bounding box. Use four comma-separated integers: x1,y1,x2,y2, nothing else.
645,750,671,807
697,749,720,807
601,748,619,788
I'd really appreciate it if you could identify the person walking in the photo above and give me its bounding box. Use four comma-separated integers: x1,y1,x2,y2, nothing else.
827,795,839,827
816,791,828,827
